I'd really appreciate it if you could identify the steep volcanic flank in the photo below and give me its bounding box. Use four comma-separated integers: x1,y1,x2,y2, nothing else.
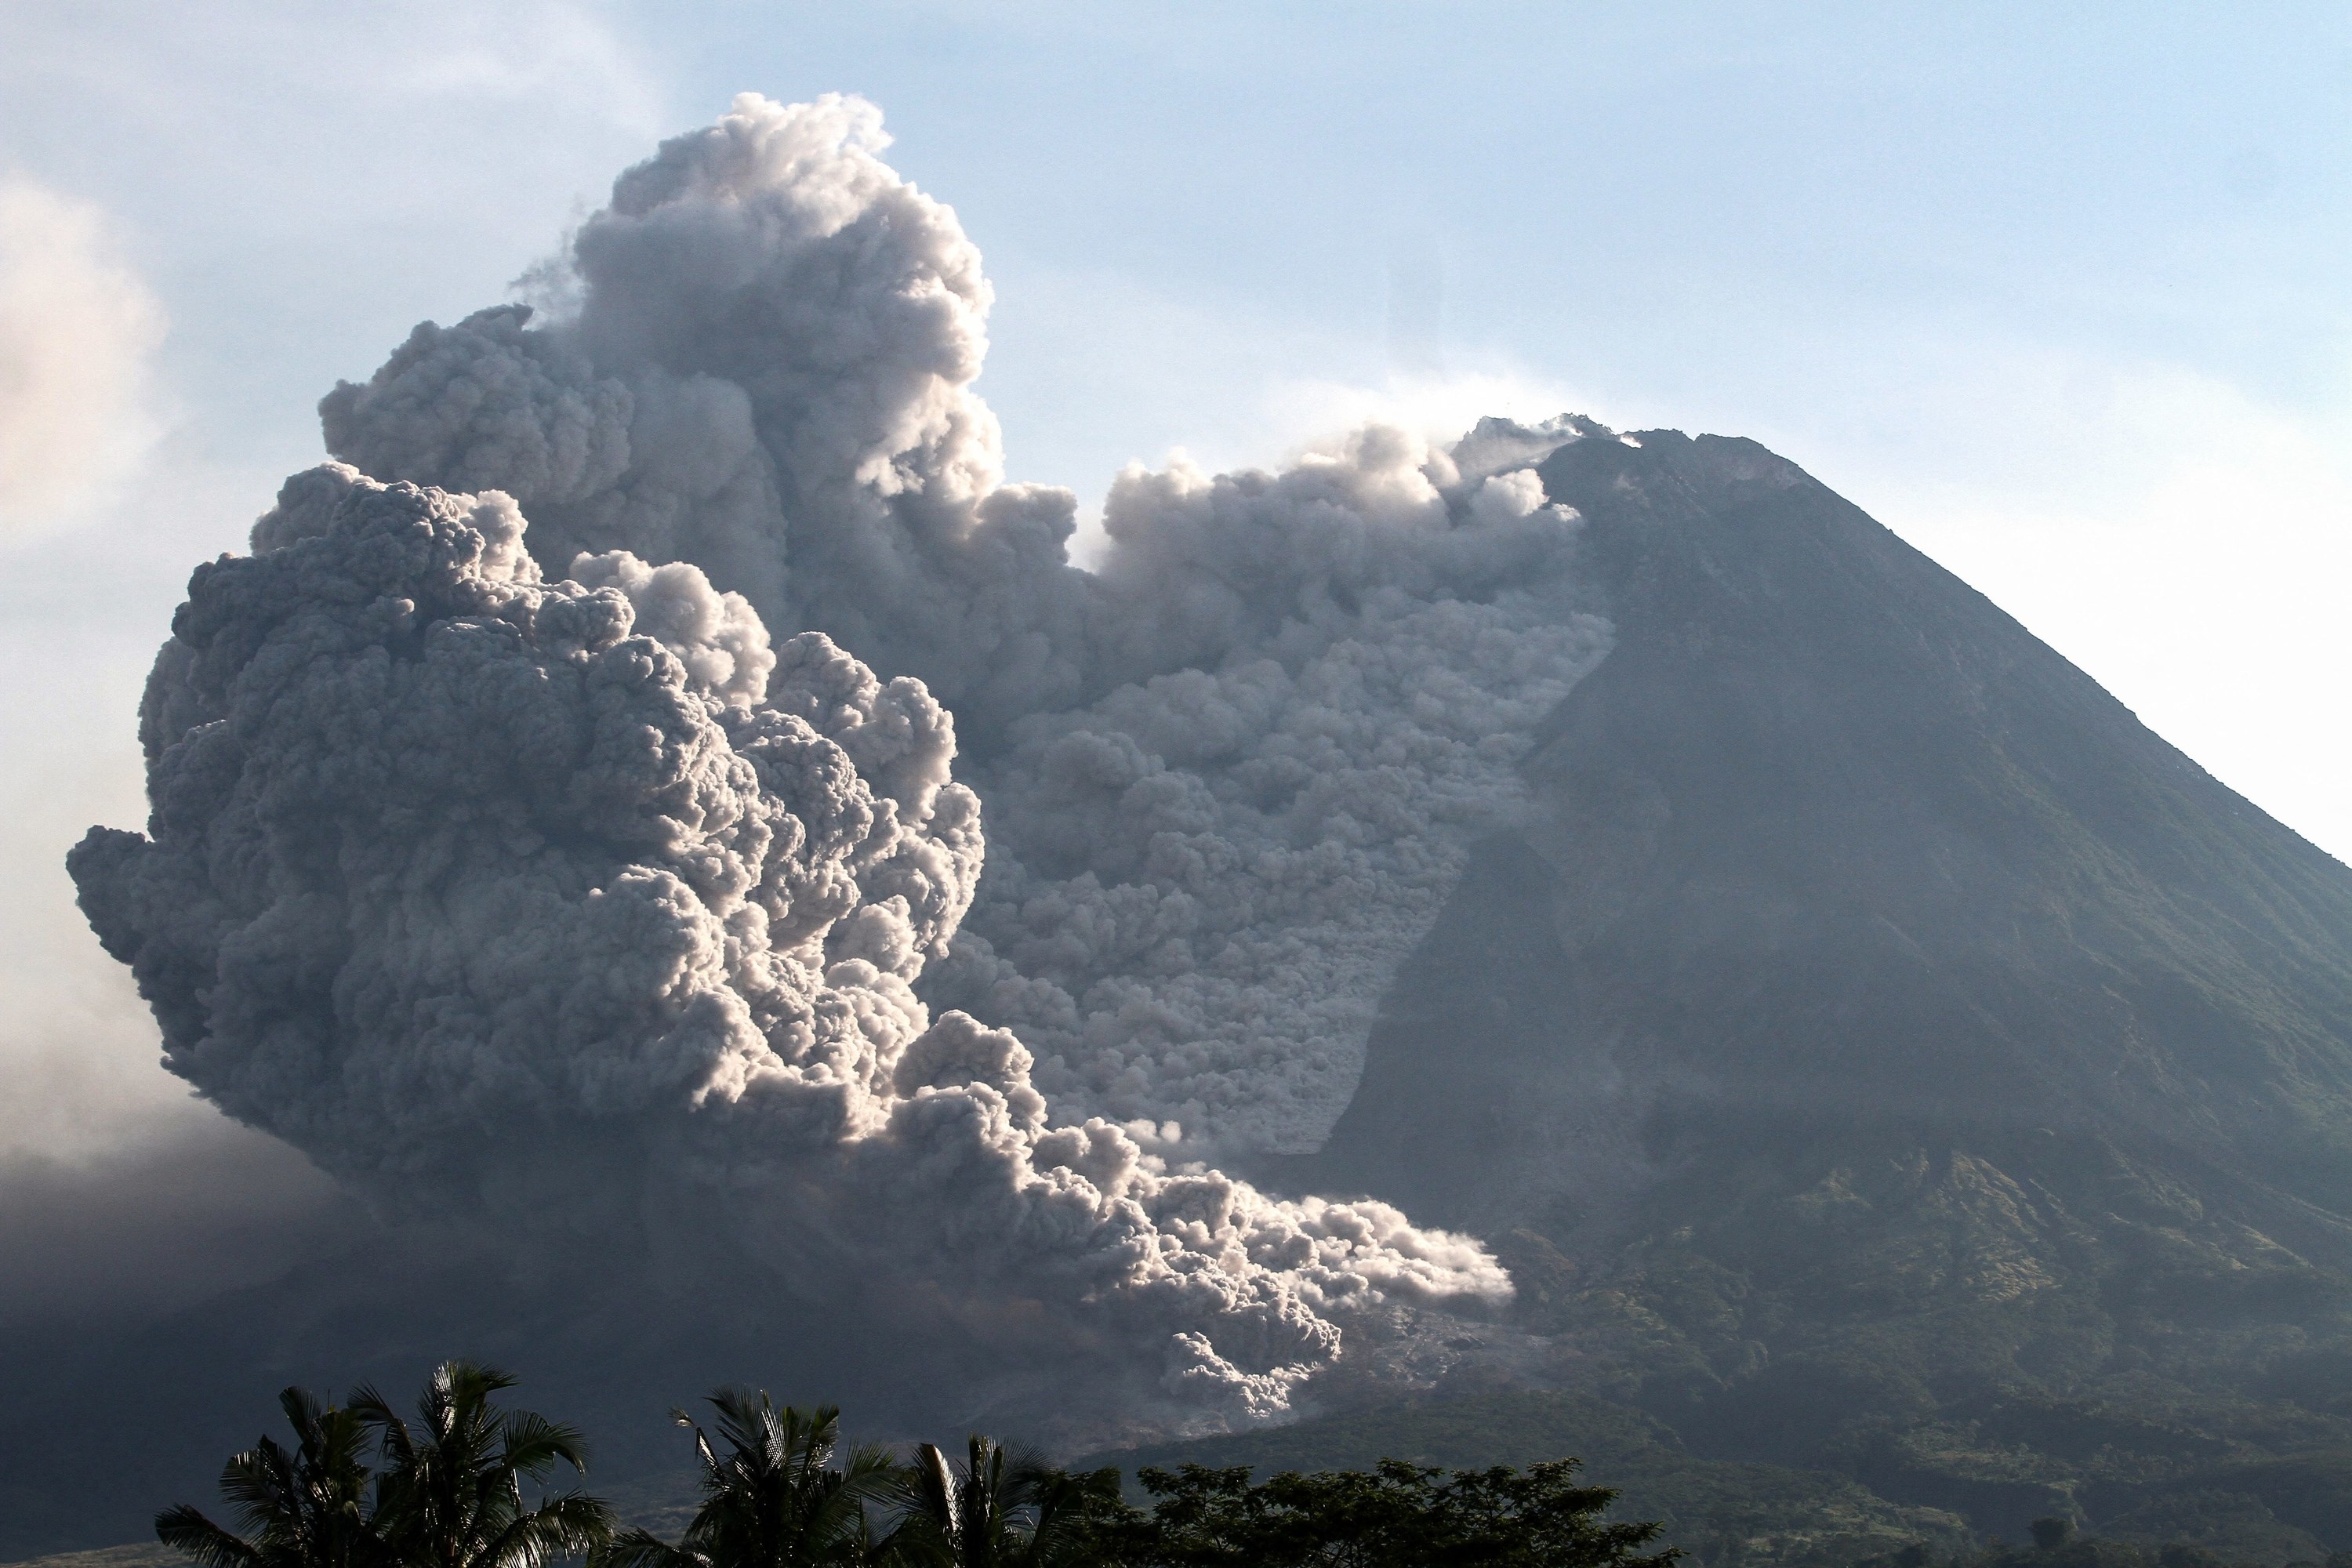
1309,429,2352,1544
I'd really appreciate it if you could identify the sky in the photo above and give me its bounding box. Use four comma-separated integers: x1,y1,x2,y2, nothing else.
0,0,2346,1205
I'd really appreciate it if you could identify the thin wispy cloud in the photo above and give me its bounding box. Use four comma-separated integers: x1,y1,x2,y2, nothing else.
0,177,163,535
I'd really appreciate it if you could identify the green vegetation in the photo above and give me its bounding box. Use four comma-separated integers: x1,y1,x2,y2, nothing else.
1078,1390,1967,1568
598,1396,897,1568
154,1389,383,1568
352,1363,613,1568
1091,1459,1673,1568
153,1364,611,1568
1080,1388,2352,1568
137,1369,1678,1568
891,1436,1109,1568
20,1363,2352,1568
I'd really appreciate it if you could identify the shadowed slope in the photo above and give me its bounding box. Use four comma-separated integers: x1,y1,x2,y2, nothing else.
1311,428,2352,1538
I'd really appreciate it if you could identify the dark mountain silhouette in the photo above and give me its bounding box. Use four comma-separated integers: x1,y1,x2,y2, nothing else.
1305,428,2352,1549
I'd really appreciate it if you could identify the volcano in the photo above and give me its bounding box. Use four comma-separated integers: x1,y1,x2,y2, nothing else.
16,423,2352,1568
1297,427,2352,1553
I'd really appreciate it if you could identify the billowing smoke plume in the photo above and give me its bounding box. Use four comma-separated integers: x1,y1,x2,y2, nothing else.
936,436,1608,1153
71,92,1613,1425
313,92,1091,734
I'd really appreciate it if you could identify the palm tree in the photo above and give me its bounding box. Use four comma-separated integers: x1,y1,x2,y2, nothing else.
350,1359,613,1568
594,1392,900,1568
154,1386,386,1568
891,1437,1105,1568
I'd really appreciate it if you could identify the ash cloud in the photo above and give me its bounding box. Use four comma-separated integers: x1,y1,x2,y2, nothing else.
69,91,1614,1426
0,1130,347,1334
72,466,1504,1418
314,93,1089,734
935,432,1609,1152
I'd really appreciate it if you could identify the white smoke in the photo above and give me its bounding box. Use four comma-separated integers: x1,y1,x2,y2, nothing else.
71,92,1617,1422
0,176,164,533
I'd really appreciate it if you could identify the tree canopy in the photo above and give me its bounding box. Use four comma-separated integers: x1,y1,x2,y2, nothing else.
160,1371,1680,1568
1089,1457,1678,1568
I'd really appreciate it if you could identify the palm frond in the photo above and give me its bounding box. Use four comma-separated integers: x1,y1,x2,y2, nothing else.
214,1439,299,1537
154,1504,267,1568
837,1442,906,1501
894,1439,964,1564
277,1388,329,1450
346,1384,416,1471
500,1408,593,1481
589,1528,695,1568
471,1491,615,1568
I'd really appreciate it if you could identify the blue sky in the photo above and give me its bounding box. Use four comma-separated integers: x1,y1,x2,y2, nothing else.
2,1,2347,1159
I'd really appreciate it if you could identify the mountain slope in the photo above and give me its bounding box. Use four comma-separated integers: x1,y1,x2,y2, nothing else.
1078,1389,1973,1568
1308,428,2352,1541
